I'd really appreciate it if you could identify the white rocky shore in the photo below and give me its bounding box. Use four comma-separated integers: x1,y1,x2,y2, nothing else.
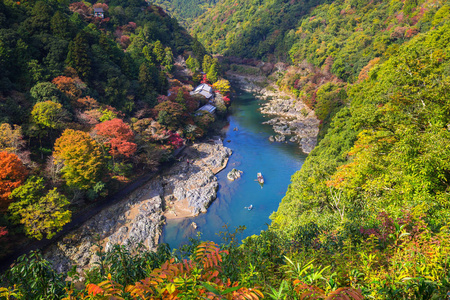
226,71,319,154
44,139,231,273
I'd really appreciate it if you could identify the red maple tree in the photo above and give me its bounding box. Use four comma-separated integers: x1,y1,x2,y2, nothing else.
0,152,28,211
94,119,137,158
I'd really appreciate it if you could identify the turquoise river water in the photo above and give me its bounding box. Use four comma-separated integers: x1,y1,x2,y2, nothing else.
160,90,307,249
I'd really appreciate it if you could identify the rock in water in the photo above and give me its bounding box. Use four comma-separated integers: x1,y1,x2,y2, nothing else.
227,168,243,181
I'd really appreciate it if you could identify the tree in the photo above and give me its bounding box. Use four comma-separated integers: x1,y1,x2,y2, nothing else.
192,35,206,64
207,62,219,83
154,101,185,130
202,55,213,73
0,124,25,154
53,129,104,190
29,82,61,104
142,45,155,64
9,177,71,240
212,79,231,94
31,101,69,130
2,251,66,299
163,47,174,72
66,32,92,80
50,10,72,39
93,118,137,158
0,152,27,211
52,76,85,100
186,55,200,72
138,62,158,95
22,1,53,35
153,40,165,63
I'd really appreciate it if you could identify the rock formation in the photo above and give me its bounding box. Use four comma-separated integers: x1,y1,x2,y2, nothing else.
44,140,231,273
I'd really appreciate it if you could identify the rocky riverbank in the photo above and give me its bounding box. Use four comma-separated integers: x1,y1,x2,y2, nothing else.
226,70,319,154
44,139,231,273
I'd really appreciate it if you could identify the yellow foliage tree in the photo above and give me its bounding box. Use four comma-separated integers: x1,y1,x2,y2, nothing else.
53,129,104,190
212,79,231,95
0,123,24,154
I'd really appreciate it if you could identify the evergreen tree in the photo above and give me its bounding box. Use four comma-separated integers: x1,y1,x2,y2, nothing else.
163,47,174,73
202,55,213,74
207,62,219,83
153,40,165,63
66,32,92,80
186,55,199,72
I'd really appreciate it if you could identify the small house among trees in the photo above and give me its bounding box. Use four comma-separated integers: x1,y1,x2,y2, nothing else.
190,83,213,99
196,104,216,115
94,7,104,18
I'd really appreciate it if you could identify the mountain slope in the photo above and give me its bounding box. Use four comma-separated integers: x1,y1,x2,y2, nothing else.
191,0,329,61
271,20,450,236
0,0,216,252
148,0,220,28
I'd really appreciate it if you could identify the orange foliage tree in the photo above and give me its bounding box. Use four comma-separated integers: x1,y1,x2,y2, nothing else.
53,130,104,190
93,118,137,158
52,76,85,100
0,152,27,211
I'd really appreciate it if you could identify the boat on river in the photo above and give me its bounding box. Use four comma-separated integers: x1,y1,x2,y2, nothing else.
257,172,264,187
245,205,253,211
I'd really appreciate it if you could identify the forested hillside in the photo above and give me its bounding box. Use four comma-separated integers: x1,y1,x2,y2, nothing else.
0,0,224,254
191,0,329,60
2,0,450,299
272,20,450,232
271,0,450,238
148,0,219,28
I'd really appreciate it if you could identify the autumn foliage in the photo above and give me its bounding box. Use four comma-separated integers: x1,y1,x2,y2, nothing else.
53,130,104,190
78,242,264,300
52,76,84,100
0,152,27,211
94,118,137,158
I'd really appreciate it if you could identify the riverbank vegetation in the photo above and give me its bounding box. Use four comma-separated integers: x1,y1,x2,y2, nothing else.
0,0,230,258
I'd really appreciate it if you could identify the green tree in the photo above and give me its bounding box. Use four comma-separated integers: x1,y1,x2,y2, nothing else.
138,62,158,95
202,55,213,73
154,101,185,130
186,55,199,72
207,62,219,83
30,82,61,104
31,100,68,130
9,177,71,240
3,251,66,299
192,35,206,65
163,47,174,72
21,1,53,35
153,40,165,63
66,31,92,80
142,45,155,64
50,10,72,39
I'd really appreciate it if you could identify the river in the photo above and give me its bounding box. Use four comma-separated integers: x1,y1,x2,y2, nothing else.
160,90,307,248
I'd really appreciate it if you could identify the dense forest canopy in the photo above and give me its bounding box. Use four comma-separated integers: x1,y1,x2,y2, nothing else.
191,0,331,61
0,0,228,253
2,0,450,299
148,0,220,28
